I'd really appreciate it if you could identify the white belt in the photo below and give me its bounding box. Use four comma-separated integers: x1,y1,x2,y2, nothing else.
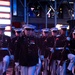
0,48,8,50
56,47,64,50
56,47,69,50
49,47,69,50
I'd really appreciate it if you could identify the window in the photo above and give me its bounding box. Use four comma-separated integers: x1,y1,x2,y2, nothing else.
28,5,41,17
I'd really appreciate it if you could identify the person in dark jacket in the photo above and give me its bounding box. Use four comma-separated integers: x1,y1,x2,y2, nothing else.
15,24,40,75
39,28,50,75
48,27,58,75
11,28,22,75
67,30,75,75
0,27,11,75
56,25,70,75
11,28,22,55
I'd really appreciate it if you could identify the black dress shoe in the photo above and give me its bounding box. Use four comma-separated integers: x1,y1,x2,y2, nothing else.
3,72,6,75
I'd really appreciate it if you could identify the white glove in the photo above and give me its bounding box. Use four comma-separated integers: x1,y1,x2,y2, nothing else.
40,55,44,60
50,48,54,53
72,66,75,75
66,37,70,41
15,62,19,67
10,55,14,60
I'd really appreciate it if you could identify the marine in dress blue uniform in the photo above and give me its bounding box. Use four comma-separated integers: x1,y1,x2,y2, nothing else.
55,25,70,75
39,28,50,75
15,24,40,75
47,27,58,75
11,28,22,75
67,30,75,75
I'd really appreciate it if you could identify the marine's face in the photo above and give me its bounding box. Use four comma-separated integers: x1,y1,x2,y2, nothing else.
15,32,20,36
24,28,34,36
42,31,49,37
52,31,57,36
60,29,66,35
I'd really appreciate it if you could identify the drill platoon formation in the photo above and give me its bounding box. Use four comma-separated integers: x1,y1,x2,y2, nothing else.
0,24,75,75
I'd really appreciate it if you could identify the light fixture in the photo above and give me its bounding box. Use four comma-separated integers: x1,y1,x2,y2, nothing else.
56,24,69,30
31,7,34,11
56,24,63,30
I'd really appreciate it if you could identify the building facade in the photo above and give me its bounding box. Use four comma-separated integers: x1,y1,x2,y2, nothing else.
12,0,75,30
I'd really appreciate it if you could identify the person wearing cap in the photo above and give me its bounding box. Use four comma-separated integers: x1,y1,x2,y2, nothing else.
39,28,50,75
55,25,70,75
11,28,22,75
11,28,22,54
60,25,69,36
67,30,75,75
14,24,40,75
0,27,11,75
41,28,50,37
47,27,58,75
34,29,41,38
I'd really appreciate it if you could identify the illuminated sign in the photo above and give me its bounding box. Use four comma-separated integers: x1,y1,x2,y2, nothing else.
0,1,10,6
4,32,11,37
0,13,10,18
5,26,11,30
0,6,10,12
0,0,11,37
0,0,11,25
0,19,11,24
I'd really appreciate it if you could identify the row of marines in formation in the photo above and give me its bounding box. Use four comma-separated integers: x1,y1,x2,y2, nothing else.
0,24,75,75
